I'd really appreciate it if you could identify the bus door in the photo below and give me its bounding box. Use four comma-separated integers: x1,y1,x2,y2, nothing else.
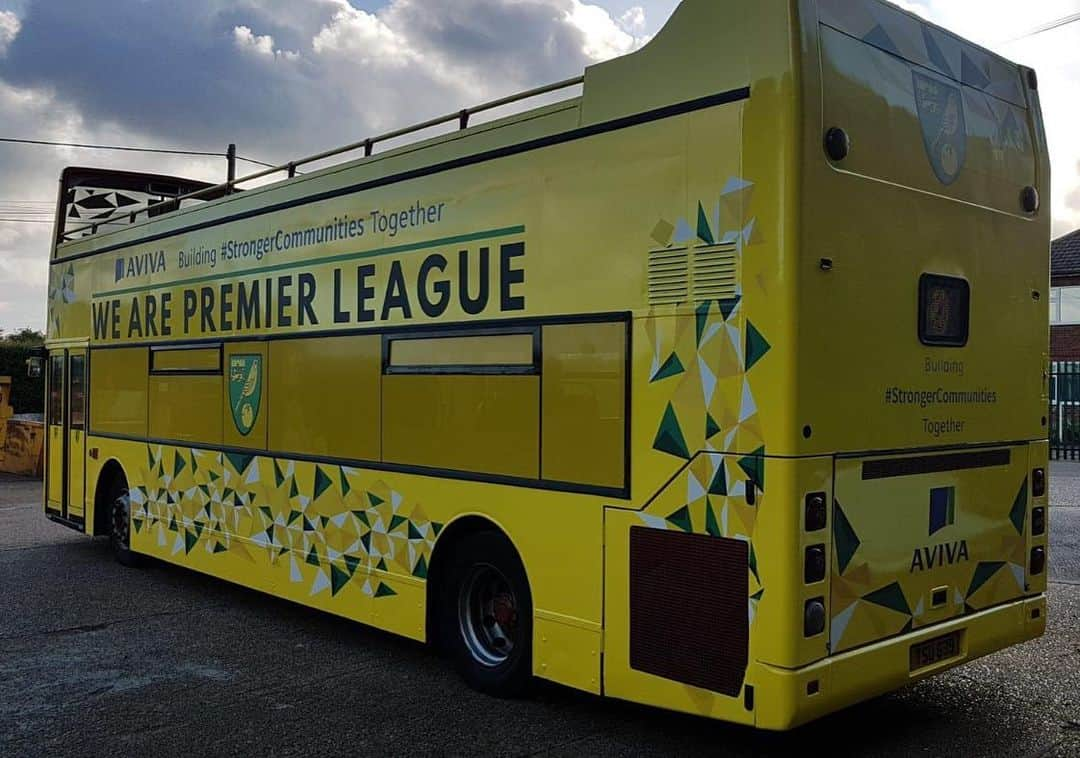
46,347,87,525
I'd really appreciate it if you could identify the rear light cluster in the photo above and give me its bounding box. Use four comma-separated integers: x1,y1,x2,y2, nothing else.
1031,468,1047,578
804,493,829,637
804,599,826,638
1030,547,1046,576
1032,468,1046,498
804,546,826,584
1032,507,1046,537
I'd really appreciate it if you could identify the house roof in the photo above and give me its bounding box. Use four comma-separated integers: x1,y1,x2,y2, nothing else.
1053,230,1080,279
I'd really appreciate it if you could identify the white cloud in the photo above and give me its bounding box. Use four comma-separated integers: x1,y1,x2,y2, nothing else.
311,5,416,67
233,25,299,62
564,1,645,60
618,6,647,35
0,11,20,57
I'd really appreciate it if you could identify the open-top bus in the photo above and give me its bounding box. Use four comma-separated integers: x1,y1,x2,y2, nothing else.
39,0,1049,729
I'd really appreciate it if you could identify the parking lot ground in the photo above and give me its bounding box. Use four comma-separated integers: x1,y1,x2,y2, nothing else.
2,472,1079,757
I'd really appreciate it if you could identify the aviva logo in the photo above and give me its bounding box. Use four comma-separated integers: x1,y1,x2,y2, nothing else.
911,486,968,574
115,250,166,282
929,486,956,536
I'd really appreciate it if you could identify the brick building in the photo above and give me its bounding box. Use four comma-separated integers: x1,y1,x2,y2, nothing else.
1051,230,1080,360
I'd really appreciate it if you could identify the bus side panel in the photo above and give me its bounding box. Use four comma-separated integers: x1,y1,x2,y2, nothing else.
603,454,831,725
97,434,607,694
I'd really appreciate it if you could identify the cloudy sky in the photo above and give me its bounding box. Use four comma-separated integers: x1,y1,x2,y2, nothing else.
0,0,1075,332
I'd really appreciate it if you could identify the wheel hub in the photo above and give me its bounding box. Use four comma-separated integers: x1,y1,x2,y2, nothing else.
459,564,518,667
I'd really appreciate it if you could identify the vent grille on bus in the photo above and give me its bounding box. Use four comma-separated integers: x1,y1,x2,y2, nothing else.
629,526,749,697
648,244,738,306
647,247,689,306
692,244,738,301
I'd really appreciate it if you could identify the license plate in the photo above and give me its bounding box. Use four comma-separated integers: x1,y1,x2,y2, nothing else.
910,632,962,672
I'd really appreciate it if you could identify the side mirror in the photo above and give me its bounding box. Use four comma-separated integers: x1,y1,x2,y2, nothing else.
26,357,43,379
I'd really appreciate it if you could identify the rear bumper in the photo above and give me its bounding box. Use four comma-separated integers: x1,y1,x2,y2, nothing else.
754,595,1047,731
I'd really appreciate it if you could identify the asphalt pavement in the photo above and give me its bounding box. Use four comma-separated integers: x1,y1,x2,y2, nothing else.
1,472,1079,757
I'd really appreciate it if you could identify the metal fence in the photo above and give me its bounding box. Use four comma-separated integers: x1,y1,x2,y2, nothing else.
1051,361,1080,460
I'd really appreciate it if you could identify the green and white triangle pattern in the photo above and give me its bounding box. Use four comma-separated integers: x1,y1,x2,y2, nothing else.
130,445,444,602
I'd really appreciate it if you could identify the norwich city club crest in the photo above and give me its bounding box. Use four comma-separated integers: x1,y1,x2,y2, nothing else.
913,70,967,186
229,355,262,436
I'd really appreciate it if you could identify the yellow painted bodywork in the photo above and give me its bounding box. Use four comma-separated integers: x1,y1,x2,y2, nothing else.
44,0,1049,730
89,347,149,437
268,335,382,461
383,374,541,479
541,322,626,489
148,374,223,444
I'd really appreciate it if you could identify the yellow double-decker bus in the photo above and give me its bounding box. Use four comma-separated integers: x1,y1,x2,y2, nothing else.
38,0,1049,729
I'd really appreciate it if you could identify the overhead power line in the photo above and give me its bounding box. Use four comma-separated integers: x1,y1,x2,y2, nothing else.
236,155,278,169
1002,11,1080,43
0,136,224,157
0,137,285,172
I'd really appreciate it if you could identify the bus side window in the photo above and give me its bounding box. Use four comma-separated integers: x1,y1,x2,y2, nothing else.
48,355,64,426
69,355,86,431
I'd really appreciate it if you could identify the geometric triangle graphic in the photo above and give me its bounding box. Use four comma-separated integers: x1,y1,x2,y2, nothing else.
961,50,990,91
1009,478,1028,536
737,447,765,494
666,505,693,533
834,499,862,575
651,353,685,383
697,202,715,245
653,403,691,460
706,413,722,440
863,24,901,56
966,561,1006,599
862,581,912,616
921,26,955,79
705,500,721,537
696,301,711,346
708,460,728,496
314,466,333,501
745,321,771,371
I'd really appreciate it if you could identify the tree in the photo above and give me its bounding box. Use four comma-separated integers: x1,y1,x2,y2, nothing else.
0,328,45,346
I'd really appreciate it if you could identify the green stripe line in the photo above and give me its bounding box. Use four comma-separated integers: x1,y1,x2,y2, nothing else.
92,225,526,299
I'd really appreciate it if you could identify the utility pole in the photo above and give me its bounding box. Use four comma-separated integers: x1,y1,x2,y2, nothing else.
226,143,237,192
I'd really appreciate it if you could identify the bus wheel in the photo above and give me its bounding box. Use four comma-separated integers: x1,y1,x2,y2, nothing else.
108,477,143,568
442,531,532,697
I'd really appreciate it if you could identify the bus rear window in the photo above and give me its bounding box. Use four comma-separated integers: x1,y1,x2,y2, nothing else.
919,274,970,347
818,11,1035,214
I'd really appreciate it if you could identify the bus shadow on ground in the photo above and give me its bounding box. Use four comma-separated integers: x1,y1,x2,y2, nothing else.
86,541,1025,757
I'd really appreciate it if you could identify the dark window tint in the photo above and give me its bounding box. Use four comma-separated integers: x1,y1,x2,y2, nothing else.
919,274,970,347
69,355,86,431
48,355,64,425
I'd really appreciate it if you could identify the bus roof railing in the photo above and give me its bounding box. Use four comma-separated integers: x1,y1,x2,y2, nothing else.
60,75,586,243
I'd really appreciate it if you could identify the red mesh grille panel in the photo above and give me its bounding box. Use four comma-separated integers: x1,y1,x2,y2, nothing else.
629,526,749,697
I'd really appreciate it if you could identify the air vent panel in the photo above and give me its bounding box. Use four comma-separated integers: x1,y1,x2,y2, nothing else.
648,247,689,306
692,244,738,302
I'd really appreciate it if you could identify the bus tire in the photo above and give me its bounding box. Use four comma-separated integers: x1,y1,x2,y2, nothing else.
441,531,532,697
108,475,143,568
